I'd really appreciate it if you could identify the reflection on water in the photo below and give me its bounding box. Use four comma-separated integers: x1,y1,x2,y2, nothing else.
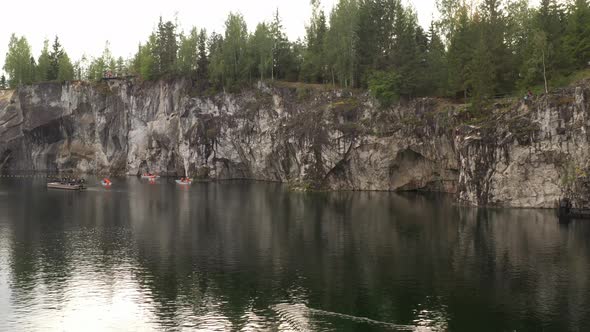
0,177,589,331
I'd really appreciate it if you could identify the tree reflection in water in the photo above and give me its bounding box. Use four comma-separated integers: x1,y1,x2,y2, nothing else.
0,178,588,331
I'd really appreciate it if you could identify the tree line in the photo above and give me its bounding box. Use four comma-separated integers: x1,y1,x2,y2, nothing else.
3,0,590,106
2,35,74,88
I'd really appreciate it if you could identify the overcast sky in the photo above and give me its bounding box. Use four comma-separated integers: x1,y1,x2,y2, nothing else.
0,0,438,73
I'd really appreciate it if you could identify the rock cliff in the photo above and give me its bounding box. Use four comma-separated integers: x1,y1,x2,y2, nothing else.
457,85,590,208
0,79,588,208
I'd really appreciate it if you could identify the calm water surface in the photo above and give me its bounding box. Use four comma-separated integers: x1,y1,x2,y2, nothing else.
0,177,589,331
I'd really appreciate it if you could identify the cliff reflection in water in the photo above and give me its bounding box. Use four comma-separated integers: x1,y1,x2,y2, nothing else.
0,178,589,331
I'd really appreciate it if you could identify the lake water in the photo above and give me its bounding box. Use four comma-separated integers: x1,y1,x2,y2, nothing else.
0,177,589,331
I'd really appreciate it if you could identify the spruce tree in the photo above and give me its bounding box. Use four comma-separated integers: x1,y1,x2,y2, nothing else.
426,23,448,96
57,53,74,81
196,29,209,83
156,18,178,76
301,0,328,83
37,39,51,82
207,32,225,88
565,0,590,69
48,36,64,80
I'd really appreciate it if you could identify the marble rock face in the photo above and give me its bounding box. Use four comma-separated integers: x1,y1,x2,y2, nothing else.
1,80,588,208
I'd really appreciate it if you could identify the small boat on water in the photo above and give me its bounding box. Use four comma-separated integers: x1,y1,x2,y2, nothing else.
101,178,112,187
175,178,192,185
141,173,160,179
47,182,85,190
47,180,86,191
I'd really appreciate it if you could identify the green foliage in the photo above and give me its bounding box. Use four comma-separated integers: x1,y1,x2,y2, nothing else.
156,18,179,76
38,36,75,82
196,29,209,83
3,34,35,87
132,36,156,80
129,17,179,80
115,56,127,76
565,0,590,68
57,53,74,81
87,42,114,81
301,0,328,83
391,7,423,98
36,39,50,82
223,13,249,85
249,22,274,81
269,10,300,81
0,75,6,89
368,70,400,107
73,56,88,81
4,0,590,99
177,27,199,78
446,5,474,97
326,0,359,88
425,23,448,96
207,32,224,88
48,36,64,80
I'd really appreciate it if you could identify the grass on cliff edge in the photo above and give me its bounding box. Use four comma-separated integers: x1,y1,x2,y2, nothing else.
523,68,590,96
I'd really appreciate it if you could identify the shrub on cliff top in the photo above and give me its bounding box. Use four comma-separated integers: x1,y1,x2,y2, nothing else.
368,70,399,108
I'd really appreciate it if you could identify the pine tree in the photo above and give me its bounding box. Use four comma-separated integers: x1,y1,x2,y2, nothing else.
132,38,156,81
57,53,74,81
73,55,88,81
196,29,209,83
446,6,474,98
115,57,126,76
87,42,114,80
469,23,496,106
505,0,534,92
29,57,37,83
156,17,179,76
391,6,421,98
48,36,64,80
269,9,294,80
207,32,225,88
537,0,568,77
425,23,448,96
565,0,590,69
481,0,517,94
356,0,380,87
37,39,51,82
301,0,328,83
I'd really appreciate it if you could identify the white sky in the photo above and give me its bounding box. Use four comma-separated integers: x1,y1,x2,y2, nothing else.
0,0,437,74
